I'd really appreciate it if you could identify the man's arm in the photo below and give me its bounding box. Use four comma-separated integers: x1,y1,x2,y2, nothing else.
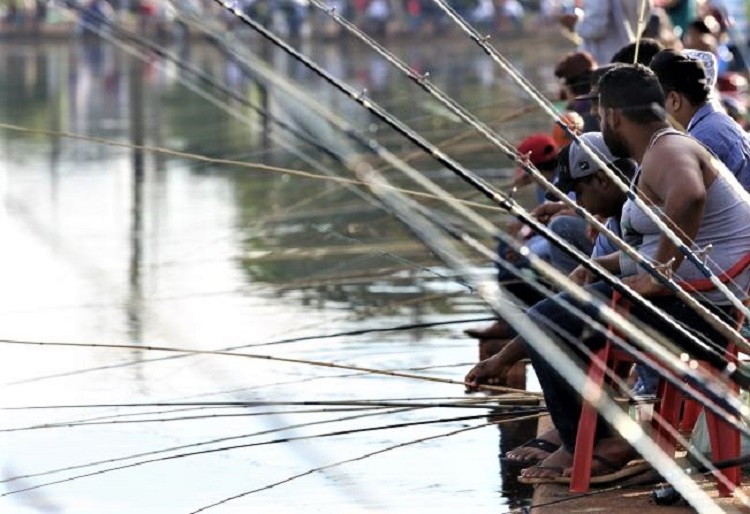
642,142,706,272
623,141,706,295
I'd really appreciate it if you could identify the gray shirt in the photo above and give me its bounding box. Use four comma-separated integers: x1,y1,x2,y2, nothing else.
620,134,750,304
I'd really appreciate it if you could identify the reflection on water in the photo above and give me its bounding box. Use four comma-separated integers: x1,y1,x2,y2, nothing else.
0,33,563,513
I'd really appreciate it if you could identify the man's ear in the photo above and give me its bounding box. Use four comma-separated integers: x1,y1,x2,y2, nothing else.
666,90,682,112
607,107,622,129
595,169,609,187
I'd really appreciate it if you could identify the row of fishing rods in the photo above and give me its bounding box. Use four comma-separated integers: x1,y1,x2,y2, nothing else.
194,1,750,511
26,2,750,464
51,0,750,392
7,2,750,508
200,0,750,418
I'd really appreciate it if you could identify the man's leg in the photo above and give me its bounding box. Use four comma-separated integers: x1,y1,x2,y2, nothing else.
523,281,613,451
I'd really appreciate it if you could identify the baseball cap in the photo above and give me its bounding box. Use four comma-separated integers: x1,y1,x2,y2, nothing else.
682,49,718,90
550,132,615,195
517,133,559,166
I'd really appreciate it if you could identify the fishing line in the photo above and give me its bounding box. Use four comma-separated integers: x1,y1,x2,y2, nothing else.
9,404,544,432
1,406,417,483
0,122,504,213
3,399,530,411
0,412,518,498
189,420,496,513
1,406,397,433
430,0,750,320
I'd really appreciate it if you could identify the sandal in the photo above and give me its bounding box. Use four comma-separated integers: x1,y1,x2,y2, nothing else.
553,455,651,485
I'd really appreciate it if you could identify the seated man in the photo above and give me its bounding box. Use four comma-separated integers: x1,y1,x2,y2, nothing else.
650,48,750,191
467,65,750,481
469,131,637,464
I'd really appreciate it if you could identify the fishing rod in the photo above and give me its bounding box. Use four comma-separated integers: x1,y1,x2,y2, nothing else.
651,452,750,506
187,3,750,440
307,161,726,512
173,5,744,500
3,399,526,410
1,407,419,484
0,337,533,395
308,0,750,363
0,406,403,433
216,1,750,413
189,420,496,513
0,411,523,499
207,0,750,384
430,0,750,321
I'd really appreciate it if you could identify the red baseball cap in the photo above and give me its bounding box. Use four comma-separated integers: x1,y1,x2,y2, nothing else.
517,133,559,166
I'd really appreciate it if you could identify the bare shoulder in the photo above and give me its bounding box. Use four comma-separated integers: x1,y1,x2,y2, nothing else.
640,133,705,197
641,133,701,175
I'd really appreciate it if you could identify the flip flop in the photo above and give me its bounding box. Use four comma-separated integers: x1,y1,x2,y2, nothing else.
517,463,567,484
553,456,651,485
500,438,560,466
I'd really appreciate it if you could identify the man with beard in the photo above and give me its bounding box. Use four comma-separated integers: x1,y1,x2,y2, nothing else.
466,64,750,482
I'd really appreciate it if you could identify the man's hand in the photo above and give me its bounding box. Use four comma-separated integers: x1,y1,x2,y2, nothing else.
465,354,511,392
569,264,595,286
622,273,670,297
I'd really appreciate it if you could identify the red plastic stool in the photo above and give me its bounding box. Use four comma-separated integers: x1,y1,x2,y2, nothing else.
569,294,744,495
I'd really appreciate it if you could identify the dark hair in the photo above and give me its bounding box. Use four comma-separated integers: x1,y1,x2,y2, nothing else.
555,52,597,96
597,64,666,124
610,38,664,66
649,49,710,106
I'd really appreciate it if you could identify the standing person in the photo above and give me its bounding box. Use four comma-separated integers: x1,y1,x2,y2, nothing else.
650,48,750,190
467,65,750,481
559,0,652,65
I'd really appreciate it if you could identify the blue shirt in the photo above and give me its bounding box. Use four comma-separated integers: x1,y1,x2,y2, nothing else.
592,216,620,258
688,101,750,192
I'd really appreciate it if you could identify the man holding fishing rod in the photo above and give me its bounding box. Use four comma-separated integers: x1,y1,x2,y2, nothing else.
466,64,750,483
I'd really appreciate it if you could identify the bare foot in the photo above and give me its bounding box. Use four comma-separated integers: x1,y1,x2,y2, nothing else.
520,447,573,479
505,428,561,463
561,436,638,478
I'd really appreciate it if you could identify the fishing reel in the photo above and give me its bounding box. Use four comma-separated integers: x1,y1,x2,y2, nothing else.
650,484,687,506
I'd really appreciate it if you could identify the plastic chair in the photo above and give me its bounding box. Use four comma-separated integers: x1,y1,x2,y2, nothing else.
569,253,750,494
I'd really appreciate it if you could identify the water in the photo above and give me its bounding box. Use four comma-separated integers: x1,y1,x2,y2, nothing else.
0,31,562,513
